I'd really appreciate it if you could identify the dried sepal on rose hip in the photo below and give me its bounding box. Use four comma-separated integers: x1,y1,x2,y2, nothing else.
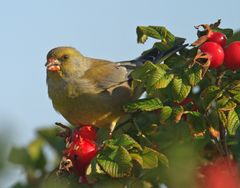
192,20,227,47
199,42,224,69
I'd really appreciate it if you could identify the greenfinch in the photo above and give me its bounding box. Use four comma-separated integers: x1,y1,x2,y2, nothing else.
45,45,187,129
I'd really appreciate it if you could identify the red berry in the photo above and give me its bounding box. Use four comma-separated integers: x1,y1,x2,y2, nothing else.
208,31,227,47
197,158,240,188
64,137,98,177
70,126,97,143
200,42,224,68
224,41,240,70
79,125,97,141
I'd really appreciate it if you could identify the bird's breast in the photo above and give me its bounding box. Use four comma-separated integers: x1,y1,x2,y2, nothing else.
47,77,133,127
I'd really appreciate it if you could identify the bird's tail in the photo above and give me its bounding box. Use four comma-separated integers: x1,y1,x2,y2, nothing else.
119,44,188,69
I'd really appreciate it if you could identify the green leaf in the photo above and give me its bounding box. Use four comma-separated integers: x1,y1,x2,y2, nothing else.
217,97,230,108
159,106,173,124
123,98,163,113
130,153,143,166
153,42,173,51
150,26,175,43
179,47,198,59
131,61,174,93
153,74,174,90
218,110,227,126
141,147,168,169
9,138,46,169
227,81,240,95
145,65,168,90
136,26,175,44
227,109,240,135
172,106,184,123
131,61,157,82
218,100,237,111
185,66,203,86
37,127,65,154
185,111,206,134
141,147,159,169
27,138,46,169
171,77,191,102
9,147,31,166
157,152,169,167
201,86,222,109
97,146,133,178
214,28,233,38
233,94,240,103
109,134,142,151
164,54,187,69
227,30,240,44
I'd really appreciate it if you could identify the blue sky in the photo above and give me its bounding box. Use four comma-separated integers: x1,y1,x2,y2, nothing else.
0,0,239,186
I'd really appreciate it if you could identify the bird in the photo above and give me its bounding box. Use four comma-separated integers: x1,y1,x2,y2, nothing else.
45,44,187,130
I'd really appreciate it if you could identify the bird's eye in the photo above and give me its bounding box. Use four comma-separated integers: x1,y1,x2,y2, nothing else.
62,54,69,60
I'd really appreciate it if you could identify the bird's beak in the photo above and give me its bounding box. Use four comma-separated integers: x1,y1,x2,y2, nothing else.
45,58,61,72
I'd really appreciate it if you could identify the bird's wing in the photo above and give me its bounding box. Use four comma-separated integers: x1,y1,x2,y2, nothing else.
119,44,189,70
82,44,188,92
83,58,129,91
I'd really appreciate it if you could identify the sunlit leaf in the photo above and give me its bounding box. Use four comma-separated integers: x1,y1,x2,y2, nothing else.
159,106,173,124
97,146,133,178
218,111,227,126
201,85,223,109
141,147,159,169
123,98,163,113
171,77,191,102
218,100,236,111
136,26,175,44
185,66,203,86
227,109,240,135
141,147,168,169
130,153,143,167
108,134,142,151
233,94,240,103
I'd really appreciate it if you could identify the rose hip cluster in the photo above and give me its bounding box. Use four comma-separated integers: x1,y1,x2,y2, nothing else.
199,31,240,70
58,125,98,182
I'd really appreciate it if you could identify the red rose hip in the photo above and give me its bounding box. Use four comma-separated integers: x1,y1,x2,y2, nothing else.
200,42,224,68
79,125,97,141
208,31,227,47
224,41,240,70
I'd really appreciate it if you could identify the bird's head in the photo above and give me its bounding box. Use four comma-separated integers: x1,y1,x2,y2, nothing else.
45,47,86,77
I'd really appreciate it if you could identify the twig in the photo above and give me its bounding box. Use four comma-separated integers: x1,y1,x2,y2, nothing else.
55,122,72,139
204,116,222,154
216,70,226,86
132,118,152,146
219,123,229,157
113,118,132,132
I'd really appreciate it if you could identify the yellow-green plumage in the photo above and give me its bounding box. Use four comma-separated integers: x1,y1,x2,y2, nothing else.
46,47,136,128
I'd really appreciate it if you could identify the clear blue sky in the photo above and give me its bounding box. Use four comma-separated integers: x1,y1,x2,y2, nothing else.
0,0,239,187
